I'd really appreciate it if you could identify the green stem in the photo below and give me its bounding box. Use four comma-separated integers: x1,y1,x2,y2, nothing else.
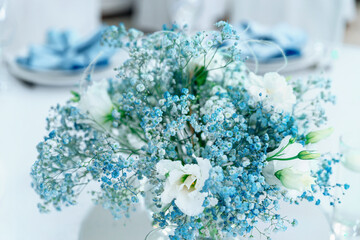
267,156,299,161
266,138,295,160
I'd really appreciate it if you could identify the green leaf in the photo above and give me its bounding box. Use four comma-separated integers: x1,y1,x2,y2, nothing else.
289,137,296,144
193,66,208,86
180,174,190,183
209,227,218,238
274,169,283,180
70,91,81,102
103,107,115,123
104,114,114,123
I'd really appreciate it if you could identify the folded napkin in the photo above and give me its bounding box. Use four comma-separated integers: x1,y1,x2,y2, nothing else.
238,22,307,63
17,28,115,72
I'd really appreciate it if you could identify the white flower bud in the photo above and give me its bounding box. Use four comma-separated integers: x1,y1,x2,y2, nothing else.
275,168,315,192
305,127,334,144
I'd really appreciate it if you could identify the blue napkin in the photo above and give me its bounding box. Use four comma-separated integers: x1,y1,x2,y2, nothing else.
238,22,307,63
17,28,115,72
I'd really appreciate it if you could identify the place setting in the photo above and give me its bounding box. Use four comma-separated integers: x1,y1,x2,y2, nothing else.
5,28,122,86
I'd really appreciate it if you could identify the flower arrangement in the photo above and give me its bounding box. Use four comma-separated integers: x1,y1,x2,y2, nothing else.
31,22,344,239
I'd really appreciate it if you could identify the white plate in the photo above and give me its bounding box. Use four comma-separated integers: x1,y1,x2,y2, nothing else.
244,42,326,74
5,53,125,86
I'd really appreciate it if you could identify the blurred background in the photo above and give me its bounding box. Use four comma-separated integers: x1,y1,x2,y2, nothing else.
1,0,360,82
1,1,360,240
2,0,360,50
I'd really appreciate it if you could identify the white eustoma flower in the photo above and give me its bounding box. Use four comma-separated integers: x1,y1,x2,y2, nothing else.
246,72,296,113
275,167,315,192
156,157,213,216
262,136,315,192
187,50,226,82
78,80,113,126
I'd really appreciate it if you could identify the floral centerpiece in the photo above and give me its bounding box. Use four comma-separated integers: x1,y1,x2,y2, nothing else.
31,22,345,239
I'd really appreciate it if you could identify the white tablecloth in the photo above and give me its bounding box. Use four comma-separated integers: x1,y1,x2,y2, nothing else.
1,45,360,240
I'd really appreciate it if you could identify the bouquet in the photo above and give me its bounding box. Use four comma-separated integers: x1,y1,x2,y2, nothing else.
31,22,345,239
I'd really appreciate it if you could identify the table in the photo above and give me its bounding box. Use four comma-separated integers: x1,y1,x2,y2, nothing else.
1,45,360,240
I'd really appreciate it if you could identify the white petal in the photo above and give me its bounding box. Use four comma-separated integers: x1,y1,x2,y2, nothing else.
196,157,212,179
160,181,179,204
262,161,281,186
182,164,201,178
175,189,206,216
78,80,113,124
249,72,265,87
168,169,185,185
246,72,296,113
263,158,313,189
183,174,197,189
156,160,183,176
277,168,315,192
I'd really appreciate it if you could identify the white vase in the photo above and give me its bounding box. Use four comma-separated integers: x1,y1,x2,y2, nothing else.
79,204,153,240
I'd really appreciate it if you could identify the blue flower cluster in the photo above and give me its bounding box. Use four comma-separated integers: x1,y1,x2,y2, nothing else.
31,22,343,239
